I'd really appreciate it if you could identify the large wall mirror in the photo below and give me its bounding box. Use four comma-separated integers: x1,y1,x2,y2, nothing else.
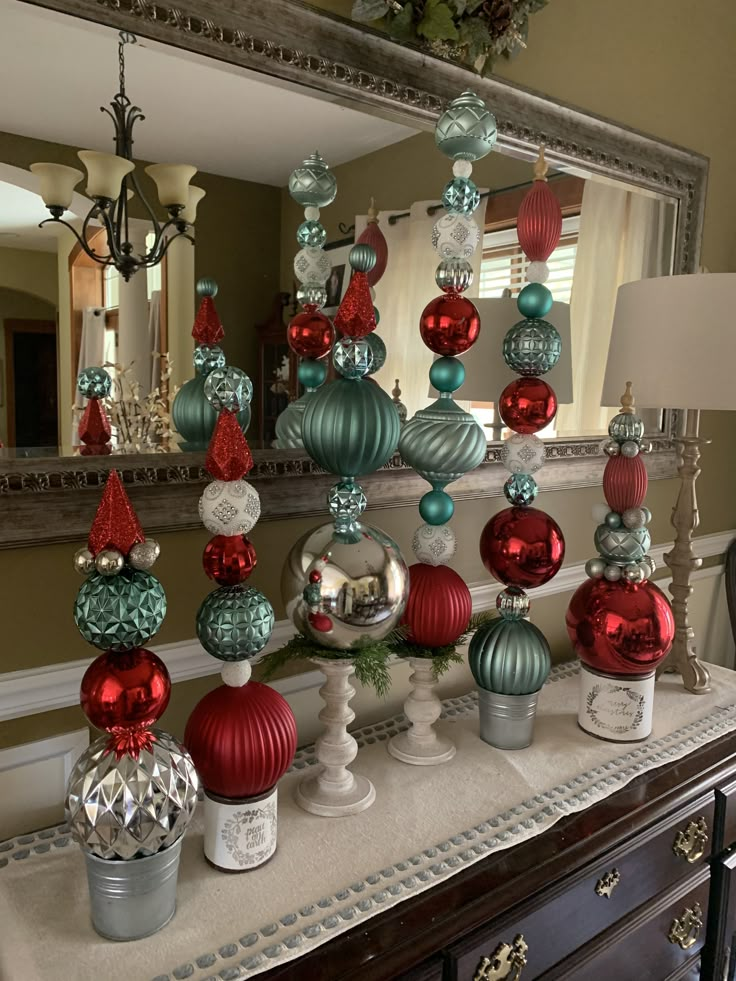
0,0,706,545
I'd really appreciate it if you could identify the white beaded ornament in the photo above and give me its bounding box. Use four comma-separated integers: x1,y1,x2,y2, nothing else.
432,213,481,260
502,433,546,475
411,523,457,567
293,247,331,285
221,660,253,688
198,480,261,536
452,160,473,178
526,261,549,284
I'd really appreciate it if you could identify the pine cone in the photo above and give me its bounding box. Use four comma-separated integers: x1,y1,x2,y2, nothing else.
482,0,513,39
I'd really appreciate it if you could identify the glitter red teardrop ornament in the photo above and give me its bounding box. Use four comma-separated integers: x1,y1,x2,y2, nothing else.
357,220,388,287
603,454,648,512
498,377,558,434
333,270,376,337
206,410,253,481
203,535,257,585
88,470,145,557
420,293,480,356
480,506,565,589
401,563,472,647
81,648,171,732
78,397,112,447
517,180,563,262
192,295,225,346
287,307,334,359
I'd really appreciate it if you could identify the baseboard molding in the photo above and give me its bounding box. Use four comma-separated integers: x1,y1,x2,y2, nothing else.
0,530,732,724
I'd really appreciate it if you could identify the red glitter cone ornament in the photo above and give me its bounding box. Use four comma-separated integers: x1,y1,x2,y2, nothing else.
78,398,112,449
192,295,225,346
401,564,471,648
333,270,376,337
206,410,254,481
88,470,145,557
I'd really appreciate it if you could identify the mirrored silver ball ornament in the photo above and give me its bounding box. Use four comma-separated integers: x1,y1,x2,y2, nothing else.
129,539,161,571
333,336,373,378
602,440,620,457
435,259,474,294
608,411,645,444
623,563,644,583
621,440,640,458
281,521,409,650
95,549,124,576
66,730,198,860
74,547,95,575
496,586,530,620
296,283,328,309
603,564,622,582
585,557,606,579
204,367,254,412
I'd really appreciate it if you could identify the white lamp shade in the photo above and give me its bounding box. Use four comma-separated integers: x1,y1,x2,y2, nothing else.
438,297,574,404
603,274,736,410
78,150,135,201
181,185,206,224
145,163,197,208
30,162,83,209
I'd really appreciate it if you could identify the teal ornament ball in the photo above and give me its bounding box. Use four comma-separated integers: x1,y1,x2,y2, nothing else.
429,356,466,394
594,525,651,565
609,411,645,444
399,398,486,487
172,374,250,451
302,377,400,477
333,337,373,379
288,152,337,208
78,366,111,400
503,318,562,376
196,586,275,661
298,358,328,389
273,391,317,449
419,489,455,525
373,307,381,326
517,283,553,320
442,177,480,216
196,278,218,298
504,473,538,506
349,243,376,273
74,569,167,651
193,344,226,376
435,90,497,161
469,617,551,695
366,333,386,375
204,366,253,412
296,220,327,249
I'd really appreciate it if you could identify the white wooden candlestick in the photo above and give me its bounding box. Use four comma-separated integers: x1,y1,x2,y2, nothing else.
388,657,456,765
295,658,375,817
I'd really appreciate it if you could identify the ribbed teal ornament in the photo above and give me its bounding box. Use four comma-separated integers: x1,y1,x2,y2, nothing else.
366,333,386,375
503,318,561,376
349,244,376,273
302,377,400,477
196,278,218,298
74,569,167,651
399,397,486,488
469,617,551,695
273,391,319,449
429,356,465,393
435,91,497,161
594,525,651,564
197,585,275,661
172,374,250,451
419,489,454,525
608,411,645,444
288,152,337,208
517,283,553,319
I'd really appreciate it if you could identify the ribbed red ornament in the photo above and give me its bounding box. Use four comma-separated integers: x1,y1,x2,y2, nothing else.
603,454,648,512
203,535,257,585
287,307,334,359
357,220,388,287
78,397,111,447
81,648,171,732
517,181,563,262
185,682,297,799
206,411,253,480
480,506,565,589
420,293,480,356
401,563,471,647
333,271,376,337
498,377,558,434
192,296,225,346
88,470,145,557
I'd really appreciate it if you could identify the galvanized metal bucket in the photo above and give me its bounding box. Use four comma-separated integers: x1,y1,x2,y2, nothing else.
477,688,539,750
83,838,182,941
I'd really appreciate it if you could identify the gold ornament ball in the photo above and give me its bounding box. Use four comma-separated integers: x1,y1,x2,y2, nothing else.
129,539,161,571
95,549,125,576
74,547,95,575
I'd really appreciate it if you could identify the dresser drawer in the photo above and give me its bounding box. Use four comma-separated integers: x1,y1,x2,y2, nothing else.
701,845,736,981
445,794,714,980
715,777,736,853
396,957,445,981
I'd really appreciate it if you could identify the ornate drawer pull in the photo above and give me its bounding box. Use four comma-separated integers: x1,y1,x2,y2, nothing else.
667,902,703,950
474,934,528,980
672,817,708,863
595,868,620,898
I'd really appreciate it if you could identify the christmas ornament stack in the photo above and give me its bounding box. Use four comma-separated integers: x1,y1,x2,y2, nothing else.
184,365,297,870
356,198,389,382
67,471,198,940
77,366,113,455
471,145,565,750
566,383,674,741
172,278,250,450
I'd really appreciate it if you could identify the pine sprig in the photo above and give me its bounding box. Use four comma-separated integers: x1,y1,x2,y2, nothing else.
393,608,497,678
258,633,394,698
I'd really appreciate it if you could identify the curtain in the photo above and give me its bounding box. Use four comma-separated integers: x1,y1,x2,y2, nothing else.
72,306,106,443
556,181,672,435
148,291,161,394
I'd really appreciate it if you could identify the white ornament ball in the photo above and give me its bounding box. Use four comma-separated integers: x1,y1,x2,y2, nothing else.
621,440,640,458
221,660,253,687
585,557,606,579
432,213,481,260
304,206,320,221
453,159,473,178
592,502,610,525
526,261,549,284
622,507,647,530
604,564,622,582
411,523,457,567
502,433,546,475
198,480,261,536
293,246,331,285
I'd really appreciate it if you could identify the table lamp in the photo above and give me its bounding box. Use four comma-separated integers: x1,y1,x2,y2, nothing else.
603,273,736,694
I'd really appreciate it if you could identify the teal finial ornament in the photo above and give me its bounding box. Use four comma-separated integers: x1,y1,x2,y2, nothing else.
469,617,551,695
435,91,497,161
399,397,486,488
349,243,377,273
288,151,337,209
196,277,218,298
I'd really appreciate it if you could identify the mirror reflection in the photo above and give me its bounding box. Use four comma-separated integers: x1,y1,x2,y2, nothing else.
0,0,678,459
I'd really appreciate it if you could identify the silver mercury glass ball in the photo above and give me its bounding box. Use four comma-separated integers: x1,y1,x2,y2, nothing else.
435,259,474,294
129,539,161,571
281,521,409,651
74,547,95,575
604,564,622,582
95,549,124,576
605,511,622,529
602,439,620,457
585,557,606,579
621,440,640,458
622,507,647,530
623,563,644,583
296,283,328,309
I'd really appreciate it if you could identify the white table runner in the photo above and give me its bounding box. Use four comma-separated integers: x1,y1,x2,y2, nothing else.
2,662,736,981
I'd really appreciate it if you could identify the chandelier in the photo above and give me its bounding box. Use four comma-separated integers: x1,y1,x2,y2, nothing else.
30,32,203,281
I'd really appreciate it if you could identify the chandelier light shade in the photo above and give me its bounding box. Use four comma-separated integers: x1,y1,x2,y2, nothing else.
30,31,202,280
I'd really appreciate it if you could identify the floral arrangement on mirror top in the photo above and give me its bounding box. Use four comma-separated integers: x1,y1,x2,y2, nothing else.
352,0,548,72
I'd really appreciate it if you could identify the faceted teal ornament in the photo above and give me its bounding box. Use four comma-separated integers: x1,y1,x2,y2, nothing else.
196,278,218,298
442,177,480,216
435,90,497,161
435,258,474,294
74,569,167,651
594,525,651,565
399,397,486,488
297,220,327,249
302,377,400,477
172,374,250,451
297,283,328,308
419,489,454,525
429,356,465,394
288,152,337,208
609,411,645,444
193,344,226,376
517,283,553,320
366,333,386,375
328,479,367,534
298,359,328,389
196,585,275,661
78,366,111,400
349,244,376,273
469,617,551,695
204,366,253,412
333,336,373,379
496,586,531,621
503,318,561,376
504,474,538,506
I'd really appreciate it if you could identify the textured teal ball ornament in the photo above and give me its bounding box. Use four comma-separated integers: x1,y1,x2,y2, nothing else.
288,152,337,208
366,333,386,375
442,177,480,216
517,283,553,319
349,243,376,273
503,319,562,376
193,344,226,376
609,411,645,444
419,489,455,525
296,220,327,249
298,359,328,389
333,337,373,379
435,90,497,161
594,525,651,564
429,356,465,394
504,474,538,506
78,366,111,400
172,374,250,451
469,617,551,695
74,569,167,651
399,398,486,487
196,278,218,298
196,585,275,661
302,377,400,477
204,366,254,412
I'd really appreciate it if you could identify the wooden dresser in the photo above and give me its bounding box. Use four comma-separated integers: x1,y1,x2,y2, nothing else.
259,730,736,981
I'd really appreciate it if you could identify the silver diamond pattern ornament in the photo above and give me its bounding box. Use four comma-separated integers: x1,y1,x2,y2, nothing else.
333,336,373,378
199,480,261,536
204,366,253,413
66,730,199,860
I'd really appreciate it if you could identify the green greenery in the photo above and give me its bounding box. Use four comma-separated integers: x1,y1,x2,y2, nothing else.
392,609,497,678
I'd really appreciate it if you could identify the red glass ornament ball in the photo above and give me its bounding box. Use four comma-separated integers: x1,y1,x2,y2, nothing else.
566,577,674,675
203,535,257,585
498,377,558,435
480,506,565,589
401,563,472,647
287,308,334,360
309,570,322,583
81,648,171,732
420,293,480,356
185,681,297,798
